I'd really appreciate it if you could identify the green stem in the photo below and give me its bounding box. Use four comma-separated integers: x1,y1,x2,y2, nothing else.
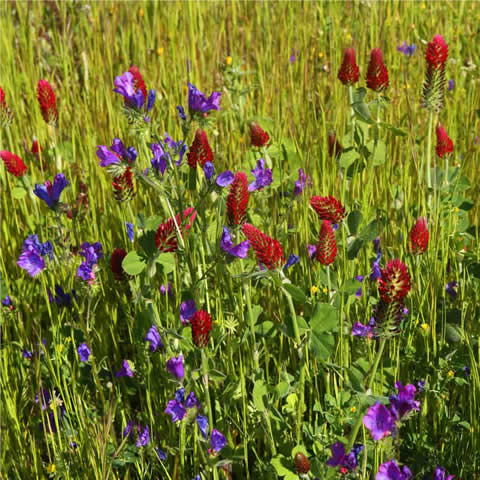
426,111,434,192
243,279,259,370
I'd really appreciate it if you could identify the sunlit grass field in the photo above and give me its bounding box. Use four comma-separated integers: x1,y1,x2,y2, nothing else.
1,1,480,479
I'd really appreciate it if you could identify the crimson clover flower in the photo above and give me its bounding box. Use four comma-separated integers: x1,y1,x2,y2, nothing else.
115,360,134,378
376,460,412,480
378,259,411,304
17,234,53,277
366,48,389,92
188,83,221,113
310,195,346,224
166,355,184,379
242,223,285,270
249,122,270,148
227,172,249,226
409,217,429,254
435,124,454,158
363,402,395,441
96,138,137,167
338,48,360,85
248,158,272,191
155,207,197,253
145,324,163,352
315,220,337,266
190,310,213,347
220,227,250,259
326,442,364,472
1,150,28,177
77,343,91,362
34,173,69,209
187,129,213,168
37,79,58,124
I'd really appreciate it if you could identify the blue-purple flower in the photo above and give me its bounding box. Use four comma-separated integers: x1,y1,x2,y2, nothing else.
220,227,250,259
370,252,382,280
289,48,296,64
389,381,420,420
293,168,312,196
180,301,196,325
156,448,167,461
126,222,134,242
248,158,273,191
17,234,53,277
177,105,187,121
210,428,227,452
376,460,412,480
164,398,186,422
47,285,75,308
196,414,209,438
188,83,221,113
96,138,137,167
363,402,395,441
203,162,215,181
445,281,457,299
151,142,169,174
77,343,91,362
166,355,184,379
113,71,145,108
216,170,234,187
123,420,134,438
160,283,173,297
283,254,300,271
352,319,375,338
326,442,364,471
432,466,455,480
34,174,69,208
2,295,12,308
136,425,150,447
77,241,103,282
448,79,455,91
145,324,163,352
397,42,416,57
115,360,134,378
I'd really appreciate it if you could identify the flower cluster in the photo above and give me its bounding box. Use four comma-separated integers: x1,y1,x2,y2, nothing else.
34,174,69,209
17,234,53,277
422,35,449,113
1,150,27,177
77,241,103,282
326,442,364,474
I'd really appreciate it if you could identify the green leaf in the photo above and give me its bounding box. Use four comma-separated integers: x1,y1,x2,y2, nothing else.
352,88,372,123
253,380,267,411
310,331,335,362
359,219,380,242
310,303,338,333
155,253,176,274
138,230,157,257
367,139,387,166
255,321,275,337
271,455,296,479
379,122,407,137
347,210,363,235
445,323,462,343
347,237,364,259
11,187,27,199
145,215,163,231
122,251,146,275
282,283,307,304
339,148,360,170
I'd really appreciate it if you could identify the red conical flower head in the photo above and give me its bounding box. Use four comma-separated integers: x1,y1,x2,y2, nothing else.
378,259,411,304
128,66,148,103
0,86,13,126
409,217,429,254
1,150,28,177
310,195,346,224
226,172,249,226
249,122,270,148
155,207,197,252
426,35,449,70
366,48,389,92
187,129,213,168
112,167,135,201
328,130,343,158
422,35,448,113
0,86,5,109
242,223,285,270
294,453,311,474
435,124,453,158
37,79,58,124
110,248,127,281
315,220,337,266
190,310,213,347
338,48,359,86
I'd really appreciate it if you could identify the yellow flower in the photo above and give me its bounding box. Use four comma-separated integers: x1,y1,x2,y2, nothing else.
420,323,429,332
421,2,426,9
183,85,188,94
448,370,455,378
139,8,144,17
322,287,328,294
345,33,352,42
310,286,319,296
47,464,56,474
65,336,72,343
225,56,233,66
157,47,164,56
454,207,459,213
350,406,357,413
318,52,324,59
56,344,64,353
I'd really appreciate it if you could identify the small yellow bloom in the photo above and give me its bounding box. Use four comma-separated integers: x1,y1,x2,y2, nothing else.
56,344,64,353
225,56,233,66
310,286,319,296
65,336,72,343
345,33,352,42
47,464,56,474
448,370,455,378
421,323,429,332
238,136,244,143
157,47,164,56
318,52,324,59
183,85,188,94
350,406,357,413
441,393,447,399
421,3,426,9
139,8,144,17
322,287,328,294
454,207,459,213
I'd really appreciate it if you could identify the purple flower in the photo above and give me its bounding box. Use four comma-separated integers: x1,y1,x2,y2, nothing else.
196,414,208,438
376,460,412,480
77,263,94,282
113,71,145,108
448,79,455,91
289,48,296,63
77,343,91,362
446,281,457,299
97,139,137,167
389,382,420,420
307,244,317,259
352,322,374,338
220,227,250,259
326,442,364,471
397,41,416,57
433,466,455,480
463,365,470,377
34,174,69,208
185,391,200,409
203,162,215,181
177,105,187,121
136,425,150,447
2,295,12,307
293,168,311,196
163,133,187,166
126,222,134,242
50,285,74,307
370,252,382,280
363,403,395,441
164,400,186,422
151,142,169,174
175,387,185,404
210,429,227,452
96,145,120,167
188,83,221,113
145,324,163,352
115,360,134,378
283,254,300,271
18,250,45,277
216,170,234,187
180,301,196,325
373,237,381,254
160,283,173,296
147,90,156,111
248,158,273,191
166,355,184,379
80,242,103,265
123,420,134,438
416,379,426,392
156,448,167,461
22,350,33,359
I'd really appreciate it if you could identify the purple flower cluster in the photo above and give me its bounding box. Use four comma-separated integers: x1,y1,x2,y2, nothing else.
150,133,187,174
17,234,53,277
115,359,134,378
166,354,184,379
123,421,150,447
397,41,416,57
376,460,412,480
96,138,137,167
326,442,364,472
47,285,75,308
113,71,155,113
145,324,163,352
220,227,250,258
77,343,91,362
77,241,103,282
180,300,196,325
293,168,312,196
34,173,69,209
248,158,272,191
188,83,221,114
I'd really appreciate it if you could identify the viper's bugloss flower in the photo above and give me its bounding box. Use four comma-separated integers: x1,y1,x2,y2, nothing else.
151,142,169,174
1,151,28,177
123,420,134,438
77,241,103,282
48,285,74,307
310,195,345,223
187,129,213,168
366,48,389,92
373,236,381,254
2,296,12,308
110,248,127,280
409,217,429,254
352,320,375,338
115,360,134,378
34,174,68,208
126,222,134,242
166,354,184,379
147,89,156,111
338,48,360,85
113,71,144,108
216,170,234,187
422,35,448,113
389,382,420,420
188,83,221,113
145,324,163,352
435,124,454,158
180,300,196,325
77,343,91,362
370,252,382,280
164,399,187,422
293,168,312,196
378,259,411,303
289,48,296,63
190,310,213,347
210,429,227,452
185,391,201,409
248,158,272,191
96,138,137,167
307,244,317,259
326,442,364,471
363,402,395,441
376,460,412,480
445,281,457,299
37,79,58,124
227,172,249,226
462,366,470,377
283,254,300,271
155,207,197,252
17,235,53,277
242,223,285,270
249,122,270,148
203,161,215,180
160,283,173,297
136,425,150,447
448,79,455,91
397,42,416,57
220,227,250,258
432,466,455,480
176,105,187,121
315,220,337,266
196,414,209,438
156,448,167,461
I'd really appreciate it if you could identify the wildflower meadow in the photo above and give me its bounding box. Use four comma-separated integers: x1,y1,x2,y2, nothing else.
1,1,480,479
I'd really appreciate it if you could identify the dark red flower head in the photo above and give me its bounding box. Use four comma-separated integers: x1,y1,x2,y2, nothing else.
409,217,429,255
128,66,148,103
31,139,43,156
422,36,448,113
155,207,197,252
310,195,346,224
338,48,359,86
242,223,285,270
110,248,127,281
0,86,6,109
1,150,28,177
37,79,58,124
249,122,270,148
187,129,213,168
328,130,343,158
190,310,213,347
366,48,389,92
378,259,411,304
426,35,448,70
112,167,135,201
227,172,249,226
315,220,337,266
435,124,453,158
0,86,13,126
294,453,311,474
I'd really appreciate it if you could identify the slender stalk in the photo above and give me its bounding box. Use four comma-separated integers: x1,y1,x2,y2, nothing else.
243,279,260,370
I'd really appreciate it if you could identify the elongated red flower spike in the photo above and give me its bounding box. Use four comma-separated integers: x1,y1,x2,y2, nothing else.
295,453,311,474
190,310,213,347
315,220,337,266
338,48,359,86
366,48,389,92
409,217,429,254
378,259,411,304
328,130,343,158
422,35,448,113
249,121,270,147
242,223,285,270
435,124,454,158
0,86,13,126
37,79,58,124
310,195,346,224
31,139,43,156
0,86,6,109
226,172,249,226
155,207,197,252
110,248,128,281
1,150,28,177
128,66,148,103
187,129,213,168
112,166,135,201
